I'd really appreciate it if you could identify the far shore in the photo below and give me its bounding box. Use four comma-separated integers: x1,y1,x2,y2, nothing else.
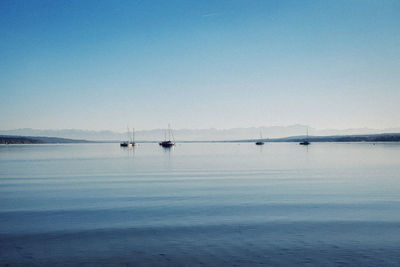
1,133,400,144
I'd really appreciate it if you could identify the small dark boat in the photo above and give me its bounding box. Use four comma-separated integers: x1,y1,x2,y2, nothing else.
159,124,175,148
255,130,265,145
159,140,175,148
299,128,310,145
120,141,132,147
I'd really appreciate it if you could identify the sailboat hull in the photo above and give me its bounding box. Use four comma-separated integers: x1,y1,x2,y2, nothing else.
120,142,132,147
159,141,175,147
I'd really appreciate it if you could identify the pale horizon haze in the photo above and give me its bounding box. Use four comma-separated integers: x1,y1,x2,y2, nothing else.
1,0,399,132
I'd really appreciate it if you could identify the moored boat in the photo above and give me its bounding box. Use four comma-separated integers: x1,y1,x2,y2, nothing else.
159,124,175,148
120,127,137,147
120,141,132,147
255,130,265,145
299,128,310,145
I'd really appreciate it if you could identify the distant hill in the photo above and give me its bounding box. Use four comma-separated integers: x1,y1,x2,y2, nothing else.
0,129,123,141
2,126,400,141
0,135,92,144
236,133,400,143
1,133,400,144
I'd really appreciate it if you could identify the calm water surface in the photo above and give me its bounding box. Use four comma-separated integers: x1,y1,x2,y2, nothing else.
1,142,400,266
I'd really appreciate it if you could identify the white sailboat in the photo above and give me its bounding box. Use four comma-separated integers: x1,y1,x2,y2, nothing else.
130,128,137,147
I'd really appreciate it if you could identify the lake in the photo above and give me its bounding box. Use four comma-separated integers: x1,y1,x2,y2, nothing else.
1,142,400,266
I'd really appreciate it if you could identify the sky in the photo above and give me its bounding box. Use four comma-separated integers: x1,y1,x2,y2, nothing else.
0,0,399,131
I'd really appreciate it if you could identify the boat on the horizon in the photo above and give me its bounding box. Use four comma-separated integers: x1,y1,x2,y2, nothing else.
120,127,137,147
120,141,132,147
255,131,265,145
159,124,175,148
299,128,310,145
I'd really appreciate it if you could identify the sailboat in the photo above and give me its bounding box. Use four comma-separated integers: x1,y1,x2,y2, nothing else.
130,128,137,147
159,124,175,148
299,128,310,145
255,131,265,145
120,127,136,147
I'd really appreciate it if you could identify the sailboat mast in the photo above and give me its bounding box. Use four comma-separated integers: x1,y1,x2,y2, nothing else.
127,126,130,142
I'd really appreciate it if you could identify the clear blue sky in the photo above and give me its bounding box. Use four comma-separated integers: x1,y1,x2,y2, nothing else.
1,0,399,131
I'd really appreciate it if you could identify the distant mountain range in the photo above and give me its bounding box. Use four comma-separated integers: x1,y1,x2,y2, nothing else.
1,126,400,141
2,133,400,144
235,133,400,143
0,135,91,144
